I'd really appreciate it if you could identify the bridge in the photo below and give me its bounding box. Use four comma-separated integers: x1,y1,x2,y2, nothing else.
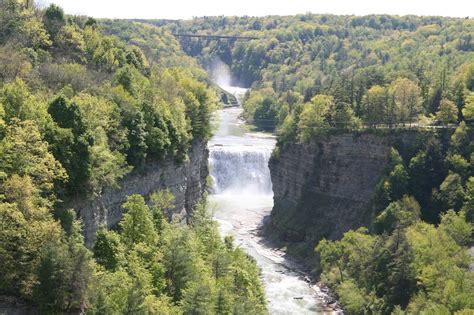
172,34,258,41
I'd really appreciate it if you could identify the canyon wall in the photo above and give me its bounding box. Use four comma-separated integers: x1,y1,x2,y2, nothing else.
67,140,209,246
268,132,420,261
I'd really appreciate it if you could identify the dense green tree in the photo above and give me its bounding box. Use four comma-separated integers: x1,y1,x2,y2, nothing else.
405,213,474,312
0,0,51,49
297,94,334,140
375,196,421,234
435,172,466,212
93,225,124,271
165,13,473,137
374,148,410,208
332,104,362,129
48,96,93,193
91,269,136,313
408,138,447,222
446,154,470,178
150,189,175,231
49,96,87,134
123,109,148,166
89,129,131,194
0,3,250,314
142,100,172,159
162,225,200,302
390,78,422,124
317,209,474,314
436,98,458,126
363,85,388,127
120,195,157,248
253,96,279,131
450,121,470,152
0,200,62,297
462,92,474,121
34,213,93,313
55,24,86,61
0,78,36,122
116,65,138,96
462,177,474,223
42,3,65,41
0,119,67,199
181,276,216,314
243,88,279,130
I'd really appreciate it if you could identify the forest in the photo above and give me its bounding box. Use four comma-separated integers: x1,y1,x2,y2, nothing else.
157,13,474,314
1,0,474,313
0,1,267,313
159,15,474,132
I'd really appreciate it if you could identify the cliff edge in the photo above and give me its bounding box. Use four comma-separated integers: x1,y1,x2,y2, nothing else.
67,140,209,246
267,131,422,263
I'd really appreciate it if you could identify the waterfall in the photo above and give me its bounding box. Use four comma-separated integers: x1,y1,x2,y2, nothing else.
208,57,248,100
209,74,330,315
209,58,232,88
208,61,273,196
209,145,273,195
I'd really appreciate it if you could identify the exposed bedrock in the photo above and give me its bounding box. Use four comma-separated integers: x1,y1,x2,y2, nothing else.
66,140,209,246
268,131,422,262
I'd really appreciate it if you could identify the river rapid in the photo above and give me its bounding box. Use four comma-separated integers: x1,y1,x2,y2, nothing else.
208,85,338,314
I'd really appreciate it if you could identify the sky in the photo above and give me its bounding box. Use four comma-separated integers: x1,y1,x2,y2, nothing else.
41,0,474,19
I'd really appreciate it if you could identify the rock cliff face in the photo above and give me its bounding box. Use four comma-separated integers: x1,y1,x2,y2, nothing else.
67,140,209,246
268,132,418,261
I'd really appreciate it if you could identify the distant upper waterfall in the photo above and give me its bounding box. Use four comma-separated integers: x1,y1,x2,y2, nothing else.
208,58,248,102
209,58,232,88
209,145,273,195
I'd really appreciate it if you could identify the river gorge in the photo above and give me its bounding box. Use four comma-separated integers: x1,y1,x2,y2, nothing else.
208,84,338,314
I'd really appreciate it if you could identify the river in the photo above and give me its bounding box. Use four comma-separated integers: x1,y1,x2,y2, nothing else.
208,85,338,314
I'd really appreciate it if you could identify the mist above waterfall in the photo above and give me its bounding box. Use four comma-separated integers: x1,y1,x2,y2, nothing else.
208,58,248,102
209,58,232,88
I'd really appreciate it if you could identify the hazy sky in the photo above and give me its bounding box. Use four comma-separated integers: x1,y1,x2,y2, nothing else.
42,0,473,19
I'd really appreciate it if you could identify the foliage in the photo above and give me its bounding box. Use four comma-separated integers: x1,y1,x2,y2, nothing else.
88,193,267,314
33,212,94,312
0,1,217,197
162,14,473,140
0,2,226,313
93,225,124,271
163,10,474,315
462,92,474,121
317,209,474,314
436,98,458,126
297,94,334,141
313,97,473,315
0,119,67,201
314,125,474,313
120,195,157,247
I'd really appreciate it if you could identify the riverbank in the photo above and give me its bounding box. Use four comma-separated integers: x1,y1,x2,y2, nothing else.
259,214,341,313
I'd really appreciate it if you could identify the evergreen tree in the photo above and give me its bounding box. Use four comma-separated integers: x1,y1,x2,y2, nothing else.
120,195,157,247
93,225,124,271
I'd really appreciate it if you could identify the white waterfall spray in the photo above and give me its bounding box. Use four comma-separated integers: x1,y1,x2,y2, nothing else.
209,145,273,195
209,57,232,88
